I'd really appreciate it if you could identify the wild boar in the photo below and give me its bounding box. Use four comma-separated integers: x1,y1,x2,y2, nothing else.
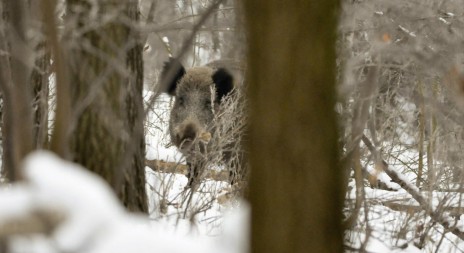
161,58,237,187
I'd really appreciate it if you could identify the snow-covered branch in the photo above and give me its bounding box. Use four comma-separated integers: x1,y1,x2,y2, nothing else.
362,135,464,240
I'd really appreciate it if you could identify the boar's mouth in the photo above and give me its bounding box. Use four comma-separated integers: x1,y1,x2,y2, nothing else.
178,138,194,150
173,122,212,154
175,131,211,154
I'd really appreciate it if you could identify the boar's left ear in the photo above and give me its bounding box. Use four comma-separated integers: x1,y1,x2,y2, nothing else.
161,58,185,96
212,68,234,101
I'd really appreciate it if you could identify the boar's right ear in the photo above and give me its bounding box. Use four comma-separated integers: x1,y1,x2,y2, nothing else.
161,58,185,96
212,68,234,101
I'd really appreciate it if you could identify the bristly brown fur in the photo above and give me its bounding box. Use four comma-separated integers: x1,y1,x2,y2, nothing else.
160,59,240,187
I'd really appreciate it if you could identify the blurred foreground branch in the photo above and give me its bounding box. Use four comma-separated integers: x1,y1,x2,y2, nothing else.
0,208,65,238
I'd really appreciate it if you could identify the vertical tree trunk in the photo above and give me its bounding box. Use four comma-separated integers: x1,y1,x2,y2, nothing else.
123,2,149,213
416,81,425,188
426,83,438,190
65,0,147,213
30,49,50,149
0,0,34,181
40,0,71,159
30,0,50,149
244,2,343,253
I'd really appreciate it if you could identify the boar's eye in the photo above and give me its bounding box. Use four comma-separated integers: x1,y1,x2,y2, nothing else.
177,96,185,107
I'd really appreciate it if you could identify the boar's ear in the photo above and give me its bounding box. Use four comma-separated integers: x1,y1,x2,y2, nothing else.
161,58,185,96
212,68,234,101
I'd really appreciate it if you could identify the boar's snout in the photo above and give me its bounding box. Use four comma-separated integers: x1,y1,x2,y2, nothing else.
174,122,200,150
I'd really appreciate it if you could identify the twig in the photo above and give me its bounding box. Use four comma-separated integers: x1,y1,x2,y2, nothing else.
144,0,225,115
361,134,464,240
344,65,379,228
145,159,230,182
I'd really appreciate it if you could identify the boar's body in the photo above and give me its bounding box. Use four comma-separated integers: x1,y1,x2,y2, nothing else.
161,58,235,187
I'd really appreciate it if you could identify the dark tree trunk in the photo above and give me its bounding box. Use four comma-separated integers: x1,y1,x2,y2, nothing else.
65,0,148,213
244,1,343,253
0,0,34,182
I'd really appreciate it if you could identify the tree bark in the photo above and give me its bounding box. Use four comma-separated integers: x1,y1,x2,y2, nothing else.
244,2,343,253
65,0,148,213
416,81,425,188
30,47,50,149
30,0,50,149
42,0,70,157
0,0,34,181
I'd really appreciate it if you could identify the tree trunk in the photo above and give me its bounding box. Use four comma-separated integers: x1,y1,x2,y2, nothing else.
65,0,147,213
416,81,425,188
30,47,50,149
0,0,34,182
244,2,343,253
30,0,50,149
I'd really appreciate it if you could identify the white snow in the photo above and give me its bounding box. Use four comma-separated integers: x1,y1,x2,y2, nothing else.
23,152,125,252
144,92,186,163
0,151,249,253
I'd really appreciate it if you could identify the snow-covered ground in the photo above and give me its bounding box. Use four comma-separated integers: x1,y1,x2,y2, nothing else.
2,92,464,253
0,92,247,253
0,151,249,253
144,92,238,236
346,139,464,253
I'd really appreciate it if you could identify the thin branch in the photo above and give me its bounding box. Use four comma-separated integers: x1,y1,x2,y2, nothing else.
144,0,226,116
362,134,464,240
145,159,230,182
344,66,379,228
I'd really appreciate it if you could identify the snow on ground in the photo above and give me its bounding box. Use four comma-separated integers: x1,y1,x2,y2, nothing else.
144,91,236,237
145,168,233,236
0,90,243,253
145,92,182,163
3,91,464,253
0,151,249,253
347,140,464,253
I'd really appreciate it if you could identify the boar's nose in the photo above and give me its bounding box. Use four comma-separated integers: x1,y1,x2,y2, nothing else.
177,123,198,146
183,123,197,140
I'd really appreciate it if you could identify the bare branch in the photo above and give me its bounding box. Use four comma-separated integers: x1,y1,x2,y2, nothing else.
362,134,464,240
144,0,226,115
145,159,231,182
